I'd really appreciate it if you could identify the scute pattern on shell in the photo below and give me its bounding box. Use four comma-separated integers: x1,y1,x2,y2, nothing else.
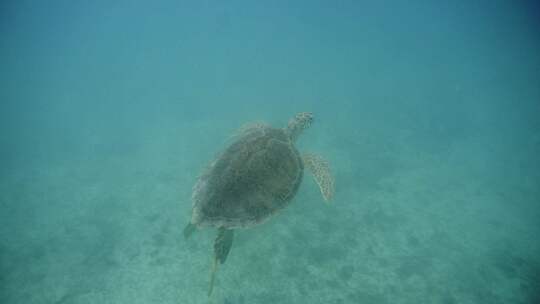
191,125,304,229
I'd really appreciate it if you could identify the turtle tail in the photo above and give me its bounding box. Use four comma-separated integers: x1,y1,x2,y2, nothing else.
183,222,196,239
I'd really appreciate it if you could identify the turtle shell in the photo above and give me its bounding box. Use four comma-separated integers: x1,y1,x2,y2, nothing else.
191,125,303,229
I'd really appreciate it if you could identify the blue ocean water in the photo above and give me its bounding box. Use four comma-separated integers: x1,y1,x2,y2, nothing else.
1,1,539,303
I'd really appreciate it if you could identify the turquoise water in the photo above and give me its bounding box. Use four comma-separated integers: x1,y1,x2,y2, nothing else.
1,1,539,303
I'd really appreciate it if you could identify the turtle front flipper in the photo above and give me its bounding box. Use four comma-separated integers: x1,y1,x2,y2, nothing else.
208,227,234,296
302,153,335,202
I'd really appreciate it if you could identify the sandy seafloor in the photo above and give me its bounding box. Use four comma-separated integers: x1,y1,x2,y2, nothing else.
1,111,539,304
1,1,540,304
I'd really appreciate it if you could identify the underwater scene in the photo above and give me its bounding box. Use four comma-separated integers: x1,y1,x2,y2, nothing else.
1,1,539,303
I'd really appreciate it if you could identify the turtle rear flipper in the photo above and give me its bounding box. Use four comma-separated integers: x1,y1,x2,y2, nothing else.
208,228,234,296
303,153,335,202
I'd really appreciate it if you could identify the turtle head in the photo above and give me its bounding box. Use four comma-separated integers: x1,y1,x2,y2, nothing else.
285,112,313,142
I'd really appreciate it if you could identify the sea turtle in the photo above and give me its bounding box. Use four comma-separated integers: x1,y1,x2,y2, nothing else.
184,112,334,295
